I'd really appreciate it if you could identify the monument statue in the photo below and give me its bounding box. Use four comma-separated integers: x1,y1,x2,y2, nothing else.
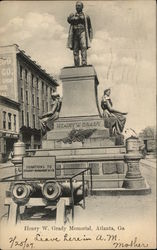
35,3,149,196
39,93,62,134
101,88,127,136
67,1,93,66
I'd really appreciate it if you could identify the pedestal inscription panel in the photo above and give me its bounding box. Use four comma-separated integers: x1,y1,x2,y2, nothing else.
54,118,104,130
59,66,101,117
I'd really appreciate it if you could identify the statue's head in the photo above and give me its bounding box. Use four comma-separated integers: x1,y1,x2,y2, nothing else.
76,1,84,13
104,88,111,96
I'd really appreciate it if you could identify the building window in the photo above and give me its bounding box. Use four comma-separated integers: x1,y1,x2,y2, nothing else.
22,110,24,126
42,81,44,93
42,100,44,112
33,114,35,128
27,112,29,127
37,97,39,108
25,69,28,82
36,78,39,89
2,111,6,129
50,88,54,95
46,102,48,112
46,85,48,96
8,113,11,130
26,91,28,104
32,94,34,106
20,65,23,79
21,88,23,101
13,114,16,131
31,74,34,87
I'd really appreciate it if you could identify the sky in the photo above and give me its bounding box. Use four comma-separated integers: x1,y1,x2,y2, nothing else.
0,0,156,133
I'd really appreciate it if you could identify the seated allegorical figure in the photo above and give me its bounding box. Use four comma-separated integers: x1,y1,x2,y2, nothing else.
39,93,62,134
101,88,127,136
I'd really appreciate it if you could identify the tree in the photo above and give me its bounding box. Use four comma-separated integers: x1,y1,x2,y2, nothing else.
139,126,156,139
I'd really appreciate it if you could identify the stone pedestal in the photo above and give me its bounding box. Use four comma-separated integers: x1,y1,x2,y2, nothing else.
12,141,26,180
39,65,127,191
39,67,150,194
122,154,146,189
59,65,101,117
42,65,114,150
122,138,151,192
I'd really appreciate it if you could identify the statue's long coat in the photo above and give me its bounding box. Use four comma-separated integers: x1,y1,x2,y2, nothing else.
67,13,93,50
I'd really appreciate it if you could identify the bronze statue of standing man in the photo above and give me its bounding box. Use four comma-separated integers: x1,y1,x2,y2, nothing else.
67,1,93,67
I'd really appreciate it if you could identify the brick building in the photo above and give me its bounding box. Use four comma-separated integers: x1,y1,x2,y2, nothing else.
0,44,58,162
0,95,19,162
139,127,156,154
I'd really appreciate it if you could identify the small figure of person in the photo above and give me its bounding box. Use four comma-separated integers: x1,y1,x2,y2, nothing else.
8,151,13,161
101,88,127,136
39,93,62,134
67,1,93,66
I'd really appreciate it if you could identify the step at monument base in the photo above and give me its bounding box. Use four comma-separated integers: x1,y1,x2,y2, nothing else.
92,183,151,195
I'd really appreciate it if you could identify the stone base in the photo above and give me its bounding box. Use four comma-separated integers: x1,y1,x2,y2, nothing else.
122,177,147,189
38,66,149,194
42,136,115,149
43,115,117,149
40,65,126,191
34,147,126,190
92,181,151,195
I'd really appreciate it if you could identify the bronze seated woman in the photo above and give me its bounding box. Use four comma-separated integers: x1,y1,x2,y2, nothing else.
101,88,127,136
39,93,62,135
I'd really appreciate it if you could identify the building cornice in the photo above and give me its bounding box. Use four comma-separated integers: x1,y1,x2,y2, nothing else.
0,44,59,87
17,50,59,87
0,95,20,110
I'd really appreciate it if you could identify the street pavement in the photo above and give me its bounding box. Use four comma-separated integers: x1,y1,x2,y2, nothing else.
141,158,156,168
0,158,156,218
0,161,15,219
0,158,156,248
73,157,156,220
73,157,156,248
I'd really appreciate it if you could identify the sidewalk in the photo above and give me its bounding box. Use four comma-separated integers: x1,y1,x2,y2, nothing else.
140,158,156,169
0,161,14,169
